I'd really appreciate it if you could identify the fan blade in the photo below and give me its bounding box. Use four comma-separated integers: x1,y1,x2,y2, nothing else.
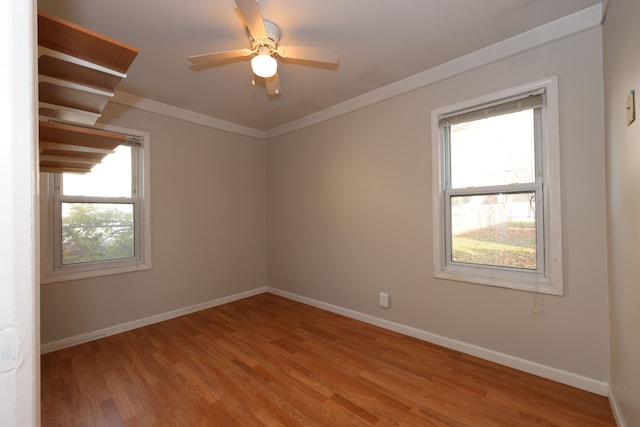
235,0,267,41
277,45,339,64
188,49,253,65
265,72,281,96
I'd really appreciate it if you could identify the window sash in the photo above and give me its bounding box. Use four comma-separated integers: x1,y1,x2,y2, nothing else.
431,77,562,295
442,103,545,277
52,133,143,271
59,201,136,266
41,123,151,284
444,186,544,274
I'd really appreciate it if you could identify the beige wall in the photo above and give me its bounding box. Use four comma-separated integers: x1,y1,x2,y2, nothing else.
268,27,609,382
38,18,613,403
40,104,267,344
603,0,640,424
32,3,640,425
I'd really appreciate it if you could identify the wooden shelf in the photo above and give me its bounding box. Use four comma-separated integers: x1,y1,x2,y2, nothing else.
39,121,125,173
38,11,138,75
37,10,138,173
39,55,123,94
39,82,111,115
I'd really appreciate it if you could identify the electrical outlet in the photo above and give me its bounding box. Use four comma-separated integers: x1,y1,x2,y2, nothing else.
379,292,390,308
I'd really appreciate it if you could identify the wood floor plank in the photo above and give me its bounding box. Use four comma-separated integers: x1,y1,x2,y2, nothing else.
41,293,616,426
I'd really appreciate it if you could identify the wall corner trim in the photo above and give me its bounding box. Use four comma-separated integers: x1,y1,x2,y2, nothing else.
608,387,628,427
111,91,268,140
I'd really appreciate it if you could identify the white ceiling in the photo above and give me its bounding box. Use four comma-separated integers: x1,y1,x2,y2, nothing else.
38,0,603,132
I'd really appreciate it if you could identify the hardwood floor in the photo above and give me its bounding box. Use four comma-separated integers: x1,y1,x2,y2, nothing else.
41,293,616,426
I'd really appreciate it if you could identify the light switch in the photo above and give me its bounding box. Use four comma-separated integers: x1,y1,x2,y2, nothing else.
627,90,635,126
379,292,390,308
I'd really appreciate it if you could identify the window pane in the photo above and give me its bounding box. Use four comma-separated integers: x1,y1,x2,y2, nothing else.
450,192,536,269
61,203,134,265
450,110,535,188
63,145,132,197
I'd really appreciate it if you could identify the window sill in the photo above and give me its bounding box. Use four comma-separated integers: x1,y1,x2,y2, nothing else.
434,267,563,296
41,260,151,284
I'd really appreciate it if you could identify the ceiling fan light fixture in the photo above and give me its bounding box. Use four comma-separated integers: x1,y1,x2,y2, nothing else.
188,2,338,95
251,51,277,78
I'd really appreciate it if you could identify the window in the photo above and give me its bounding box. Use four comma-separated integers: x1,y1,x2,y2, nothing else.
42,124,151,283
431,78,563,294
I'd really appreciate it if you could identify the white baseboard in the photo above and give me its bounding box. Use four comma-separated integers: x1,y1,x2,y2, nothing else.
608,387,627,427
40,286,267,354
267,287,610,397
40,285,610,399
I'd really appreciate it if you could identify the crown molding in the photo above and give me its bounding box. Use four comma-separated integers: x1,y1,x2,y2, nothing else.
111,91,267,139
266,3,603,138
111,4,603,140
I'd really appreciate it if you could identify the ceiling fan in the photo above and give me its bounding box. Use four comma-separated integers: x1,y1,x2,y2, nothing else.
188,0,339,95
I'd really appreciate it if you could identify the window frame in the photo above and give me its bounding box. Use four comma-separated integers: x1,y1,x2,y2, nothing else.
431,77,563,295
41,123,151,284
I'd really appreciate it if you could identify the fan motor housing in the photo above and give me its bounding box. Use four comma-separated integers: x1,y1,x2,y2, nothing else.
251,20,281,51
